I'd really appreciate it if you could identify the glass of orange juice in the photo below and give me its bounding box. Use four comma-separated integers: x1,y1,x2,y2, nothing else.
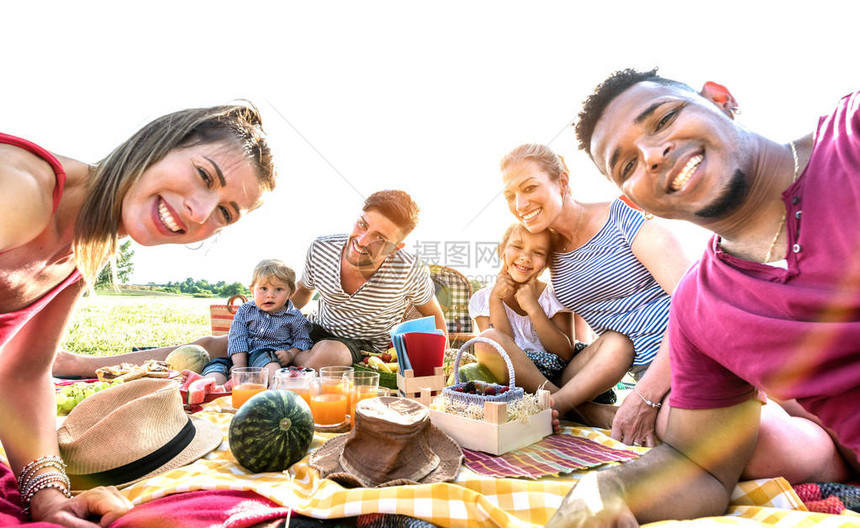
346,371,380,428
272,367,316,407
231,367,268,408
309,375,349,431
319,366,355,413
319,366,354,381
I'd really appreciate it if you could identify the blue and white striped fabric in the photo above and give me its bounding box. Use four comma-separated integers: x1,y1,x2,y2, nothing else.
550,199,670,366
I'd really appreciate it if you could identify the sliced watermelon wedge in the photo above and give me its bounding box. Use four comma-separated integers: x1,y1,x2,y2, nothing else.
186,378,217,405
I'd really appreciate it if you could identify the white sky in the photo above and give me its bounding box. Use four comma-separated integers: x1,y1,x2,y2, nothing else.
4,1,858,286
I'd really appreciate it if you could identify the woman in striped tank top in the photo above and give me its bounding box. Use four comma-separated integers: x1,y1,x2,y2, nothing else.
477,143,694,448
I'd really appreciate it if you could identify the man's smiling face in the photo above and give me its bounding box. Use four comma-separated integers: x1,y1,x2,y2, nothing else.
590,81,751,224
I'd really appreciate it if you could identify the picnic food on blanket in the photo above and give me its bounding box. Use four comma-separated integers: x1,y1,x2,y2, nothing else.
309,396,463,487
443,337,524,406
360,351,399,373
446,362,499,385
179,370,231,406
95,359,173,383
58,378,222,490
186,378,217,405
165,344,211,373
56,379,124,415
365,355,393,373
228,389,315,473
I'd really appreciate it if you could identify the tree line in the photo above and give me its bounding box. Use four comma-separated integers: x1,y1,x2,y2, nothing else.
97,240,250,297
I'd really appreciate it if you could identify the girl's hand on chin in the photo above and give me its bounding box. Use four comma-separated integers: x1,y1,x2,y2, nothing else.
514,276,541,313
493,269,517,299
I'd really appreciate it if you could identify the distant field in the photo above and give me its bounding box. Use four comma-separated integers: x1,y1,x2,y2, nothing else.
61,292,220,356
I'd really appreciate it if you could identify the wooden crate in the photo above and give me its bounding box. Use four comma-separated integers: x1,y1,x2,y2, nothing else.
396,367,446,404
429,390,552,455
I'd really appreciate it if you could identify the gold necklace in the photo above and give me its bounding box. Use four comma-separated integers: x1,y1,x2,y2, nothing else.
762,141,800,263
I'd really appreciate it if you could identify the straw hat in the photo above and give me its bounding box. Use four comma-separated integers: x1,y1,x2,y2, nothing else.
58,378,222,490
309,397,463,487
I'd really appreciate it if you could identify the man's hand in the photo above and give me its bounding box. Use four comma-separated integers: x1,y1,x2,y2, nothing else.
545,472,638,528
611,394,661,448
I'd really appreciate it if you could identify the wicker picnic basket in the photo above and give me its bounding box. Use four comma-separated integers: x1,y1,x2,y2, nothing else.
443,337,524,405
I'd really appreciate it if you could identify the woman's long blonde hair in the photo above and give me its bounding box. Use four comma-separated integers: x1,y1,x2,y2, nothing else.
73,104,275,288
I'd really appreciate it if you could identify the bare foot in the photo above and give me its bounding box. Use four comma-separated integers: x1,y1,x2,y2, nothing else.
566,401,617,429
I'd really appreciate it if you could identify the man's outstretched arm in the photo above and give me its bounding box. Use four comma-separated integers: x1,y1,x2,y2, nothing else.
546,399,762,527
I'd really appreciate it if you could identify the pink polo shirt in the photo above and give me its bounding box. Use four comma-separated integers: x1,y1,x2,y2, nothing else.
668,91,860,458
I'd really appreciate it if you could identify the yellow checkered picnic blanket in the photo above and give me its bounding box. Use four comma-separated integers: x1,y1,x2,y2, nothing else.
109,398,858,527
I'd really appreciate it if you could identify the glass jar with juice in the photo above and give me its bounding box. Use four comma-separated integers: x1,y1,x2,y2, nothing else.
272,367,316,406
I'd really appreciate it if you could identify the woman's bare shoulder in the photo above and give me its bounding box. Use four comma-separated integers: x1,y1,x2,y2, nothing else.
0,144,59,252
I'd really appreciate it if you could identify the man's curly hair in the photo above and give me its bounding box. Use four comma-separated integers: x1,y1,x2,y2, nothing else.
575,68,695,158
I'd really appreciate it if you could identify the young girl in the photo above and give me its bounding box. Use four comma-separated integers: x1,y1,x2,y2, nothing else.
469,223,576,385
470,222,630,426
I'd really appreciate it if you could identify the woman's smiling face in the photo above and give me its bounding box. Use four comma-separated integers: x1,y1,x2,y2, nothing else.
120,141,263,246
501,160,567,234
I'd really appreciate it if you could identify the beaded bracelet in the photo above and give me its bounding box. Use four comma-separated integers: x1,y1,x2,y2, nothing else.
632,387,662,409
21,476,72,518
18,456,66,495
22,471,70,496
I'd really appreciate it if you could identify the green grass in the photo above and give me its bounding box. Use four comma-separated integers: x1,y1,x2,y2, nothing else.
61,292,218,356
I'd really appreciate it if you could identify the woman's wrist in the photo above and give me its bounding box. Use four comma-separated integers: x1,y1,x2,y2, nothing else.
27,486,69,521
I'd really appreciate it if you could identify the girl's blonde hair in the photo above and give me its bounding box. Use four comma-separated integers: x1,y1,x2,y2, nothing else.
251,259,297,292
74,104,275,288
500,143,570,185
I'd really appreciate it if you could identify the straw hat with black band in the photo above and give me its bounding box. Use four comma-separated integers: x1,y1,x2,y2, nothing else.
309,396,463,488
58,378,222,491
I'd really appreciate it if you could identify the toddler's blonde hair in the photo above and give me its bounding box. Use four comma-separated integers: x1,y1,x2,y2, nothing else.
251,259,296,291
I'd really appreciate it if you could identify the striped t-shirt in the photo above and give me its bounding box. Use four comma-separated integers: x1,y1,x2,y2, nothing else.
550,199,671,366
299,234,435,353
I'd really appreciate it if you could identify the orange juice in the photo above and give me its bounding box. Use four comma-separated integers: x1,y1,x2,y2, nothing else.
350,386,379,427
310,393,348,426
232,383,266,408
320,378,344,394
287,388,311,407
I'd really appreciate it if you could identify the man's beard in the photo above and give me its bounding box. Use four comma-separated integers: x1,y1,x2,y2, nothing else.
695,169,748,219
344,237,375,267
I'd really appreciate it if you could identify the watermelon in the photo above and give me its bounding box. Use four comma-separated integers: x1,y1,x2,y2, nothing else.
447,362,500,386
228,389,314,473
186,378,216,405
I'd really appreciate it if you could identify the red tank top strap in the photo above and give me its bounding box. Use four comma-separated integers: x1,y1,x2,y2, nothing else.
0,132,67,214
618,195,644,212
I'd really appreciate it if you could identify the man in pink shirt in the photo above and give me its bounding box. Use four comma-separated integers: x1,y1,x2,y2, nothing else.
546,68,860,526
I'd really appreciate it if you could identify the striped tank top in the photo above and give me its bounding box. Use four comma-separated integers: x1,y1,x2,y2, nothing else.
550,199,671,366
298,234,435,353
